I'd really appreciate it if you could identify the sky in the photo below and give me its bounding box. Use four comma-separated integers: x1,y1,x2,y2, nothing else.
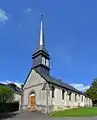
0,0,97,91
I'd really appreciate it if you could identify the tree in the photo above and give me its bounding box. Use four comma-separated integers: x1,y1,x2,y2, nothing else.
0,85,14,102
85,78,97,106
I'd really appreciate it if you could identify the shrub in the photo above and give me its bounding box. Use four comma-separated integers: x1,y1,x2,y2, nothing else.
0,86,14,102
0,101,19,113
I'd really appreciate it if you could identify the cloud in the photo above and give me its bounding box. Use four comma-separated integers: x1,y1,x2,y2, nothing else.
24,8,32,14
0,80,23,88
70,83,90,92
0,9,8,24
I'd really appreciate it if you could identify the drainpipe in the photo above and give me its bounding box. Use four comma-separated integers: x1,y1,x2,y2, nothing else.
45,83,49,114
46,89,48,114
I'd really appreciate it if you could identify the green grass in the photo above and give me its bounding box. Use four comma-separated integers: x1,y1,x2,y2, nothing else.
50,107,97,117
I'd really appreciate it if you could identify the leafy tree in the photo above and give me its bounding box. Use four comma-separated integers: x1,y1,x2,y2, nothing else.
85,78,97,106
0,85,14,102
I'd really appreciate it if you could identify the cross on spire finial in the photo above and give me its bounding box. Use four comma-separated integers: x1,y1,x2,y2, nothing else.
41,14,43,21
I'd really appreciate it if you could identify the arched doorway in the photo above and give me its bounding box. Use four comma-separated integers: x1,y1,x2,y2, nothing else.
29,92,35,110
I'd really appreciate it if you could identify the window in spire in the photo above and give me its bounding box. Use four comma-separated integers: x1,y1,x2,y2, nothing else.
46,59,49,67
42,57,45,65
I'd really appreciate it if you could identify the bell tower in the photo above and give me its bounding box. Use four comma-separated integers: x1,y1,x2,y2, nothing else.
32,15,50,75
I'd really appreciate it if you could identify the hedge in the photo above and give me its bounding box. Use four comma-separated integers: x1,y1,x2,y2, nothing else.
0,101,19,113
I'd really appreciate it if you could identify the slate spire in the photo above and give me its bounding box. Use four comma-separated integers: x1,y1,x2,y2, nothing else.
39,14,44,47
34,14,48,54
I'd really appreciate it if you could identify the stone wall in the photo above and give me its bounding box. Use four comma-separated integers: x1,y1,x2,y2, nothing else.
22,69,92,114
49,86,92,112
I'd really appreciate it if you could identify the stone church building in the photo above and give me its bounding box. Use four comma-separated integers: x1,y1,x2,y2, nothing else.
22,16,92,113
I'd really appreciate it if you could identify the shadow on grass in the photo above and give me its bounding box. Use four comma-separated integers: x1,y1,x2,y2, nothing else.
0,111,20,120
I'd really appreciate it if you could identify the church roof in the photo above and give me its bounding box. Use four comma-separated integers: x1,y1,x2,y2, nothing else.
33,46,49,56
23,68,85,95
43,75,83,94
34,69,84,95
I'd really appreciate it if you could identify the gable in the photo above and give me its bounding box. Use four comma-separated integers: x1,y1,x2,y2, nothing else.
23,69,46,89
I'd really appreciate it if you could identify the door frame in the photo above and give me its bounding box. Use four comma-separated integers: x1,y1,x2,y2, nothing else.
29,91,36,109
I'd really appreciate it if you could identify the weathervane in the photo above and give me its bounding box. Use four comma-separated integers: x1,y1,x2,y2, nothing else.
41,14,43,21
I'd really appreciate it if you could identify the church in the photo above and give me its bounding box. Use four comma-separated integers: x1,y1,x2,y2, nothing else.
22,16,92,114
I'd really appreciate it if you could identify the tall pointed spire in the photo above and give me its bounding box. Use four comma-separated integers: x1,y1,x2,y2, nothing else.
32,14,50,75
39,14,44,46
34,14,48,54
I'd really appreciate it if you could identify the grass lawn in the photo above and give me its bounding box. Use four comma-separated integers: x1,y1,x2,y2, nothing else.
50,107,97,117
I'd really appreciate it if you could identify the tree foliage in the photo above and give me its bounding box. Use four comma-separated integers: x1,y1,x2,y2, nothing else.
0,85,14,102
86,78,97,106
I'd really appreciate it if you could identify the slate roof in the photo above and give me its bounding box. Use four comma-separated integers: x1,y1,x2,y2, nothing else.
7,83,22,95
0,82,22,95
42,75,84,94
33,46,49,56
34,69,84,95
23,68,85,95
0,83,6,86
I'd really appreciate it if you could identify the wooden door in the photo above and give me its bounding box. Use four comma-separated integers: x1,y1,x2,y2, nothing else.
30,96,35,109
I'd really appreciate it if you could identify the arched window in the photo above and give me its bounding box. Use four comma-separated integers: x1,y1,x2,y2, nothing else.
42,57,45,65
69,92,72,101
62,89,65,100
46,59,49,67
75,94,77,101
52,86,55,98
82,96,83,102
29,91,35,96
